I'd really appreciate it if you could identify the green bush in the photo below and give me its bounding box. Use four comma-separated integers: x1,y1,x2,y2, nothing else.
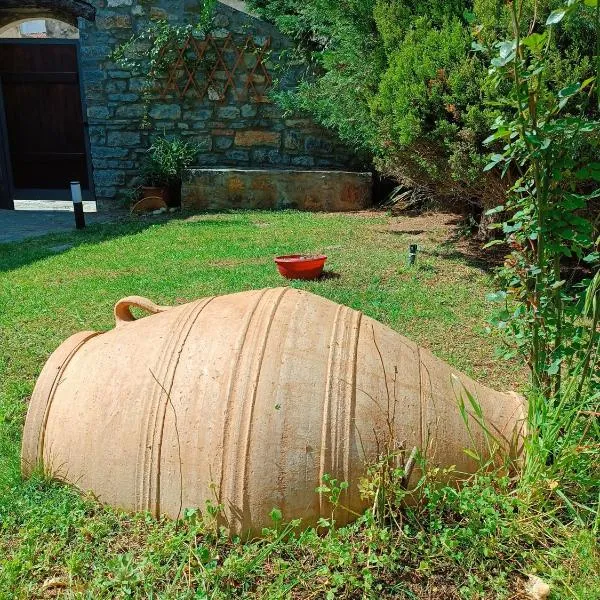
247,0,598,221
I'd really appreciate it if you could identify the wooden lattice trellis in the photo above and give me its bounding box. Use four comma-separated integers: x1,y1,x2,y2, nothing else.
156,34,272,103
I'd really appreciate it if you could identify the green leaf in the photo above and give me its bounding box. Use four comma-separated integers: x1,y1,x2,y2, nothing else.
558,82,581,98
574,163,600,181
486,291,507,302
546,9,567,24
522,32,548,52
483,239,505,248
485,204,505,216
463,448,481,461
484,154,504,171
546,359,562,376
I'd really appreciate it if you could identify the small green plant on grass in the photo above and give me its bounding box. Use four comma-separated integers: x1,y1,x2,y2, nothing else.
480,0,600,557
143,136,200,188
316,474,350,530
482,0,600,401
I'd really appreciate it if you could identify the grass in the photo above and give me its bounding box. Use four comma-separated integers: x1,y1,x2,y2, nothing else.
0,210,597,599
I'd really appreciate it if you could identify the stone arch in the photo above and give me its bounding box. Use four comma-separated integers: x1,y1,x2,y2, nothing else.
0,1,95,30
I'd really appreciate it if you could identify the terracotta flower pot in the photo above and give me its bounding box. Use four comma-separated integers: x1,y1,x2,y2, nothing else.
275,255,327,280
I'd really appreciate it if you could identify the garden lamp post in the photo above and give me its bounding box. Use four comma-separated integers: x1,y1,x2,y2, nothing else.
70,181,86,230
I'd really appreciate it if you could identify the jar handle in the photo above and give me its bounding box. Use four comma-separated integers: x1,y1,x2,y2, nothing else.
114,296,171,327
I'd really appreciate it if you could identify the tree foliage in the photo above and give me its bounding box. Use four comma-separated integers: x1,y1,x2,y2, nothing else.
247,0,599,217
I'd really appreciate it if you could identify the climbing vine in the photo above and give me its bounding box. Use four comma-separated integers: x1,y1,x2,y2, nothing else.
109,0,216,126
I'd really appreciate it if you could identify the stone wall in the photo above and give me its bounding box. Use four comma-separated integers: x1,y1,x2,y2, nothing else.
77,0,361,210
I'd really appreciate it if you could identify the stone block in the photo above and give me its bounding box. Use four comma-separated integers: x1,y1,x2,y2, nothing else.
283,131,303,151
195,154,219,165
88,126,106,145
106,80,128,93
235,130,281,147
252,148,288,165
211,129,234,137
183,108,213,121
149,104,182,120
212,28,230,39
213,13,230,27
217,106,241,120
260,104,280,118
80,45,112,59
129,77,149,92
97,15,132,29
82,70,106,84
150,7,168,19
305,136,334,154
115,104,146,119
94,186,117,200
107,131,141,147
108,93,139,102
224,150,250,162
291,155,315,167
196,136,213,151
183,168,373,212
241,104,258,118
94,170,126,186
108,70,132,79
153,120,177,130
214,136,233,150
91,146,130,159
285,119,313,129
87,106,110,120
93,159,135,169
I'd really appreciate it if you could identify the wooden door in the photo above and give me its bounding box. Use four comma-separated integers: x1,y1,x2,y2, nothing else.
0,42,89,192
0,113,12,209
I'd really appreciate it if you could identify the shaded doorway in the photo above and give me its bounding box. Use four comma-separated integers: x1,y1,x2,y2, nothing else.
0,39,92,209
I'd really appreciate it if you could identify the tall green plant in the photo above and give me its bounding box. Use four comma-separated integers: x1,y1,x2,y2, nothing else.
482,0,600,399
142,136,200,187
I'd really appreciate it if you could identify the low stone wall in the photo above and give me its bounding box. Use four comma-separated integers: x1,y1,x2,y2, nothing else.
182,168,373,212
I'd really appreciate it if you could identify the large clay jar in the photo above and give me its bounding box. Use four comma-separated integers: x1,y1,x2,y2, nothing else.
22,288,524,537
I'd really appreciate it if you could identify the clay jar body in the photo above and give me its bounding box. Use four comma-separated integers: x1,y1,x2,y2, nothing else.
22,288,524,537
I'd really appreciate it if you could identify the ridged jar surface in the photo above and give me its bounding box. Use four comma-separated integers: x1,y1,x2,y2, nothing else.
22,288,524,536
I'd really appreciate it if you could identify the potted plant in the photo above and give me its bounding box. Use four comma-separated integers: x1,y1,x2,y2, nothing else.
141,136,199,208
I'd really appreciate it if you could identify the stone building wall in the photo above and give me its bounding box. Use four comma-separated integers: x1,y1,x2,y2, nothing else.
76,0,359,209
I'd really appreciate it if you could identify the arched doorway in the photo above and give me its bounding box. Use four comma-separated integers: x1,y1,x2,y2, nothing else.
0,1,95,210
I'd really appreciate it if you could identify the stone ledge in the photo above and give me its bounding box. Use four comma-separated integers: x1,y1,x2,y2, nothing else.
182,168,373,212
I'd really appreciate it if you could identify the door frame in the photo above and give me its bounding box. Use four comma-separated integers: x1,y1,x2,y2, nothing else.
0,75,14,209
0,37,95,207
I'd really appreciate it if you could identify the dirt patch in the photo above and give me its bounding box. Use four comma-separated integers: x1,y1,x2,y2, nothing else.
389,211,507,270
388,212,463,239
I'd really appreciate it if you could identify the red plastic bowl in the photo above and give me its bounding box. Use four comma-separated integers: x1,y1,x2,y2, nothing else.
274,254,327,280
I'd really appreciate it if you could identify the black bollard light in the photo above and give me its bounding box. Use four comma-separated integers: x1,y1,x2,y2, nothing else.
70,181,86,230
408,244,418,266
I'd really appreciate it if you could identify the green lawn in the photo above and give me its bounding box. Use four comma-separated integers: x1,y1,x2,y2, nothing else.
1,211,594,599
